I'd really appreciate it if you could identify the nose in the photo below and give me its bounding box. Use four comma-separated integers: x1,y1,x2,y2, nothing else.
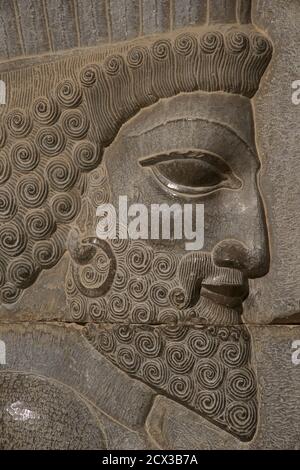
212,236,270,279
212,180,270,279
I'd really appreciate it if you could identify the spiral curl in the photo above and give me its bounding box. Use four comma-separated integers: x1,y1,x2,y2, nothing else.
153,252,177,280
174,33,197,56
168,375,193,402
6,109,32,138
199,31,223,54
217,328,230,341
70,295,86,321
0,222,27,257
195,358,225,390
110,225,130,254
225,400,257,440
33,96,60,125
74,141,102,171
150,282,169,307
108,292,131,320
230,327,242,342
33,238,62,269
135,329,162,358
51,192,80,223
132,304,154,324
61,109,89,139
66,274,77,297
142,358,169,387
89,167,108,187
0,283,21,304
25,208,56,240
90,185,110,207
128,277,149,302
219,341,249,368
7,255,38,288
104,55,124,76
169,287,186,308
94,252,110,274
226,368,256,401
46,157,79,191
126,242,153,275
225,31,249,54
11,141,39,172
114,325,135,344
152,39,172,61
117,346,141,374
80,65,98,87
207,326,218,337
127,47,147,68
56,79,82,107
196,389,225,418
36,126,66,157
89,298,107,321
16,175,48,208
250,32,271,55
80,265,102,288
166,343,195,374
158,309,177,324
187,329,219,358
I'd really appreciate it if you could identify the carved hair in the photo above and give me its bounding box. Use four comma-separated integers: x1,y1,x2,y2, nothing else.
0,26,272,304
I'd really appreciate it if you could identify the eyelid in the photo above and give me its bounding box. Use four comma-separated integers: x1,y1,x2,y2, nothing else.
139,149,204,167
139,149,242,196
139,149,234,176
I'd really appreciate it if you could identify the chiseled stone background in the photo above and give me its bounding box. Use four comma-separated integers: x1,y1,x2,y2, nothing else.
1,322,300,449
248,0,300,323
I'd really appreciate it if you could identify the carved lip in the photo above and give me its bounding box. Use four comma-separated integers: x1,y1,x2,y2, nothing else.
201,282,249,309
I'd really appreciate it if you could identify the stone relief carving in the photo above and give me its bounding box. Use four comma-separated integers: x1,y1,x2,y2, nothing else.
0,0,299,451
0,27,272,305
0,371,106,450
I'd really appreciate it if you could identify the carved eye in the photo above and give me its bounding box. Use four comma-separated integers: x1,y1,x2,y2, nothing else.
140,150,241,196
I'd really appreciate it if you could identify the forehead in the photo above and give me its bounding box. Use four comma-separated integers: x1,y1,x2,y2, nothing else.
117,92,255,152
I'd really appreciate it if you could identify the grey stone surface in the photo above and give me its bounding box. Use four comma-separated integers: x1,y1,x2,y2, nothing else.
0,323,300,449
246,0,300,322
76,0,109,47
0,371,107,450
0,0,299,450
146,325,300,449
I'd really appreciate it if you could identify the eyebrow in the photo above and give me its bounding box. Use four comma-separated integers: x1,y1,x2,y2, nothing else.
128,117,256,158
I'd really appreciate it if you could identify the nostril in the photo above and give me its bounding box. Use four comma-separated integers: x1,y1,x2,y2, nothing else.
212,239,249,272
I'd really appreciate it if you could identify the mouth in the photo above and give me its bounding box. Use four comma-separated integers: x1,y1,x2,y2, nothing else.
200,282,249,309
174,251,249,314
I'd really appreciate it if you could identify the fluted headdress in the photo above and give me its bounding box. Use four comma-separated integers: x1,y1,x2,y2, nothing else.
76,0,273,145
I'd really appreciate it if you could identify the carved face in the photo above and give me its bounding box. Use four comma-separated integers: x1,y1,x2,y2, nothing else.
0,3,275,448
0,32,271,441
78,91,269,441
103,91,270,322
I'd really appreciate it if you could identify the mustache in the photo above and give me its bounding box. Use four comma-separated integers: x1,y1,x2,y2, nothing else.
169,251,248,310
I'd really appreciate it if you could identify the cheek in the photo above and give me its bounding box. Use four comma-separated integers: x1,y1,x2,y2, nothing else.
201,178,261,251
